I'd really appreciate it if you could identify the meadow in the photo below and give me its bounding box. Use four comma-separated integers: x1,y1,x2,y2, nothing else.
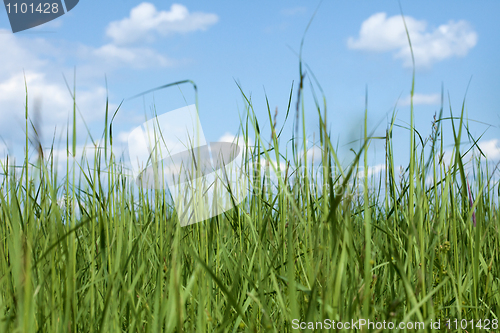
0,36,499,333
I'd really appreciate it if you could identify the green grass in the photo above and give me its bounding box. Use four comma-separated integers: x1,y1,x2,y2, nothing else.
1,59,500,333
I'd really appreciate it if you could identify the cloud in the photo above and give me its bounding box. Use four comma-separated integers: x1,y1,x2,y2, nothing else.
117,130,133,144
280,6,307,16
0,71,108,145
357,164,386,178
401,93,441,106
0,3,218,156
440,139,500,169
348,12,477,68
106,3,219,45
305,146,323,163
478,139,500,160
0,30,113,150
218,132,254,146
218,132,240,143
0,30,51,78
92,44,174,69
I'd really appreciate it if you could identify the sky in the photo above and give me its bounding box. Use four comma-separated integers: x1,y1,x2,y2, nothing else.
1,0,500,174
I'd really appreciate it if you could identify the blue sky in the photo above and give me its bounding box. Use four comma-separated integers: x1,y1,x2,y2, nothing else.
1,0,499,171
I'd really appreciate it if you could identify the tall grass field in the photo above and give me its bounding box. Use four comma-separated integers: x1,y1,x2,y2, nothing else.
1,34,499,332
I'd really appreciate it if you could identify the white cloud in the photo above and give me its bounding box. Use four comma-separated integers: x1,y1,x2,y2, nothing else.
117,130,133,144
440,140,500,169
217,132,254,146
478,139,500,160
401,93,441,106
348,12,477,68
0,70,108,149
106,3,219,46
0,30,112,150
0,2,218,157
218,132,238,142
305,146,323,163
92,44,173,69
357,164,386,178
280,6,307,16
0,30,51,78
43,144,104,175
